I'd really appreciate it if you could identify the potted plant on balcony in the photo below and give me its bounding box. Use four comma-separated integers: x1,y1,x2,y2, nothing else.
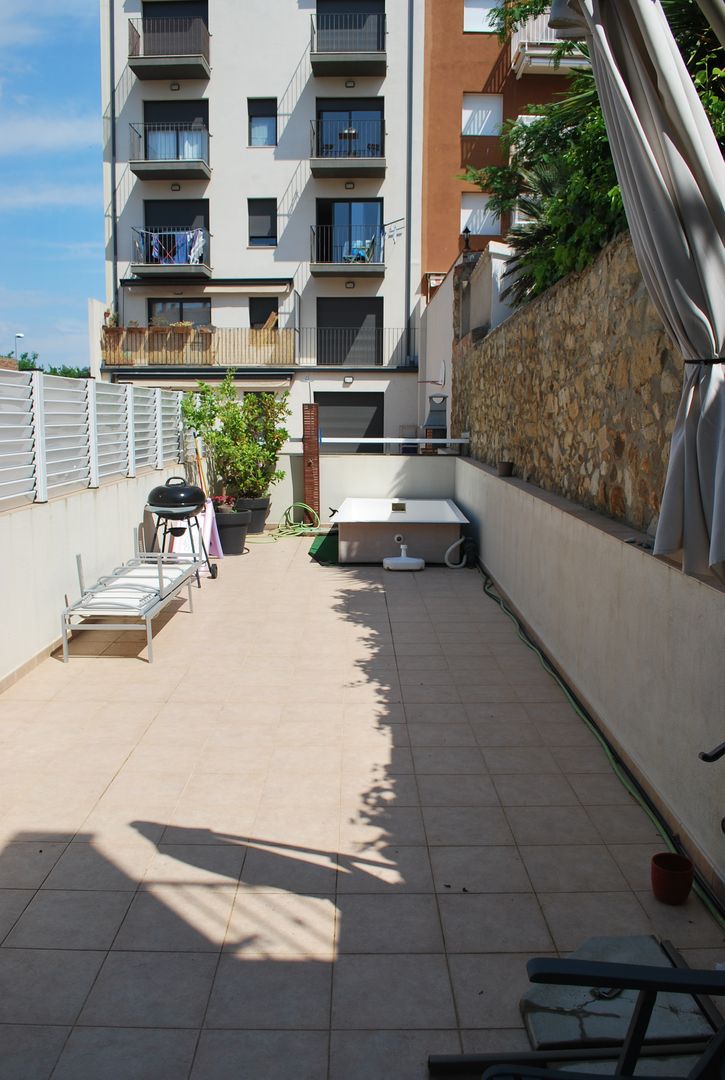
181,370,291,541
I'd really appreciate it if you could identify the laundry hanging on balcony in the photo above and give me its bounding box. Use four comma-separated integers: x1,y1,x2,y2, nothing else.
549,0,725,580
142,228,205,266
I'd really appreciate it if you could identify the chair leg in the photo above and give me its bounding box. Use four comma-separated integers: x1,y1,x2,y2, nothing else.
61,614,69,663
146,619,154,664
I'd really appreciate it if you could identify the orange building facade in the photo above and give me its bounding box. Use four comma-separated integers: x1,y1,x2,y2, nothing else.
421,0,576,295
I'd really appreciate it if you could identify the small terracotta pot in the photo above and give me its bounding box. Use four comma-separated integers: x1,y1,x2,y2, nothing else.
651,851,694,905
497,460,514,478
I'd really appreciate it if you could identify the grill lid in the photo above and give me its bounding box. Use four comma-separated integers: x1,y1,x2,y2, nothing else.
148,476,205,513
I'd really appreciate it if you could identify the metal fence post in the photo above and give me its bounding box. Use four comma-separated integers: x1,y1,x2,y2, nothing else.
154,387,164,469
87,379,99,488
126,384,136,477
31,370,48,503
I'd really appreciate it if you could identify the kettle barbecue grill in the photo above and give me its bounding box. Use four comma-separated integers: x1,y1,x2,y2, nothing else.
147,477,218,579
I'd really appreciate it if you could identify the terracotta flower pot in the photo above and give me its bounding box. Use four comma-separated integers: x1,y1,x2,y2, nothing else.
497,460,514,478
651,851,694,905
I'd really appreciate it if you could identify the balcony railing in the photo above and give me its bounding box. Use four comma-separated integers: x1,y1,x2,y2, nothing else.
132,226,210,269
511,11,558,50
102,327,296,368
130,122,209,164
310,225,385,267
129,17,210,59
310,13,386,53
298,327,417,369
310,119,384,159
510,10,587,76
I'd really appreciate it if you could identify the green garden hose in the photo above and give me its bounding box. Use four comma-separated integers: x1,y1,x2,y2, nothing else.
479,569,725,930
245,503,321,543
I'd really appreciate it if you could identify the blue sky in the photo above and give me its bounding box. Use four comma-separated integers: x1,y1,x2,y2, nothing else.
0,1,103,368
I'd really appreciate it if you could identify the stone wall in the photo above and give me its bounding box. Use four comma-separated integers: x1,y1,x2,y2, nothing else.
451,233,682,532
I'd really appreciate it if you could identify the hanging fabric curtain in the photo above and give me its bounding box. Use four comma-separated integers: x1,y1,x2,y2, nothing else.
549,0,725,580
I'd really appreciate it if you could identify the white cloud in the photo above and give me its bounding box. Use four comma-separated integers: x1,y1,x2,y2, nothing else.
0,182,102,211
0,1,97,47
0,113,101,156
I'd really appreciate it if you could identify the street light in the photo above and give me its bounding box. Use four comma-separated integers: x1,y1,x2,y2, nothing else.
14,333,24,364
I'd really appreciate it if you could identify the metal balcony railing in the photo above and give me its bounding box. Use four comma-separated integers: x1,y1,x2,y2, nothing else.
310,13,386,53
511,11,559,50
298,327,417,368
128,17,210,60
310,119,384,159
102,327,296,368
132,226,210,267
310,225,385,265
130,123,210,163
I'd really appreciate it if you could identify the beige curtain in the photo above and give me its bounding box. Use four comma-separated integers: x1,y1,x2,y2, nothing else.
549,0,725,579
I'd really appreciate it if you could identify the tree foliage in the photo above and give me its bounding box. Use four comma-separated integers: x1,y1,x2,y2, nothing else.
464,0,724,306
181,370,291,500
1,352,90,378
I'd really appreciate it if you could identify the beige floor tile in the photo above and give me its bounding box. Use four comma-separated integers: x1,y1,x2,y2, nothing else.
538,891,651,951
460,1029,531,1053
3,889,132,950
0,889,33,939
438,893,553,953
205,956,332,1029
0,841,66,889
550,747,613,773
331,954,456,1029
537,722,600,748
418,775,499,808
483,748,561,774
407,723,477,748
505,806,602,846
423,807,514,847
606,843,664,891
567,773,638,805
470,720,544,748
519,844,628,892
586,804,665,844
224,892,336,959
337,845,434,894
430,846,531,894
191,1030,329,1080
113,884,237,951
405,703,469,724
339,806,426,849
0,1023,71,1080
341,773,420,809
42,841,156,891
493,774,579,807
450,952,552,1028
240,844,337,894
79,950,217,1027
412,747,488,775
141,843,245,886
329,1030,461,1080
336,894,443,953
635,890,725,948
52,1028,199,1080
0,948,104,1024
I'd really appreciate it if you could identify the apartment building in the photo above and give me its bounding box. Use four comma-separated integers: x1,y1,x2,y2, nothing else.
421,0,585,295
100,0,424,447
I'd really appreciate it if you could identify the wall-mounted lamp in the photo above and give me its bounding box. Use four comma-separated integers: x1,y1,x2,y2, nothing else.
343,375,354,386
345,80,356,88
173,291,184,296
170,82,181,91
345,281,355,289
171,183,181,192
344,181,355,190
462,226,471,251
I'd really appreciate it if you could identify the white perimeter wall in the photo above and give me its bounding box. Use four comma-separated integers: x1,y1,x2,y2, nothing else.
0,469,177,686
454,457,725,888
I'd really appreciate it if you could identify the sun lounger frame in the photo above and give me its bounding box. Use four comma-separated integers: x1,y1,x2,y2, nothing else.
61,550,199,663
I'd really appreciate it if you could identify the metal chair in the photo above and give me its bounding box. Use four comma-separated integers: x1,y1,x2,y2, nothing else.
429,957,725,1078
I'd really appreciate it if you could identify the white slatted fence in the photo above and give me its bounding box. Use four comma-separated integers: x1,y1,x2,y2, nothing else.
0,369,185,511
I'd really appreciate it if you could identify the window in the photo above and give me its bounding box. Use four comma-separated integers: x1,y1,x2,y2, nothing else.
248,199,277,246
248,99,277,147
249,297,278,329
148,299,211,326
461,94,502,136
315,198,382,262
460,193,500,236
314,391,384,455
316,98,384,158
463,0,498,33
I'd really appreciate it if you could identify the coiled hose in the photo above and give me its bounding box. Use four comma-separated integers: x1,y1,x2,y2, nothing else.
246,503,321,543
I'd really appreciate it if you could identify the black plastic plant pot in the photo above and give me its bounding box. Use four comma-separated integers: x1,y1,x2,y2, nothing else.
234,496,271,534
215,509,252,555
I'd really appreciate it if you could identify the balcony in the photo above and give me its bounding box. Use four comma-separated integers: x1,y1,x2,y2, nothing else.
128,17,210,80
130,226,211,279
310,119,386,178
129,123,211,181
298,327,417,368
510,11,588,77
310,226,385,277
310,13,386,76
101,326,296,368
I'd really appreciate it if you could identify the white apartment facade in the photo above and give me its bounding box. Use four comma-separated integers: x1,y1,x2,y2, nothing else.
100,0,424,446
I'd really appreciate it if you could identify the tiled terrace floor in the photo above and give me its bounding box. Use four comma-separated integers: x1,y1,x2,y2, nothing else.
0,539,723,1079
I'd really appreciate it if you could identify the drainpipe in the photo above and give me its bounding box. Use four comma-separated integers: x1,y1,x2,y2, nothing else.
404,0,414,357
109,0,119,318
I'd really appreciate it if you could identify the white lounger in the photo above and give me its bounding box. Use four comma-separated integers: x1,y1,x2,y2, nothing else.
61,550,199,663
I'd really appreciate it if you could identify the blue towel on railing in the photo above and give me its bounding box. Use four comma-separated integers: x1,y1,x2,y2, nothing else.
174,231,188,264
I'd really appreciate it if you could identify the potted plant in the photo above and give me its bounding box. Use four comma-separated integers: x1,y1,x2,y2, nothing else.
181,369,291,539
